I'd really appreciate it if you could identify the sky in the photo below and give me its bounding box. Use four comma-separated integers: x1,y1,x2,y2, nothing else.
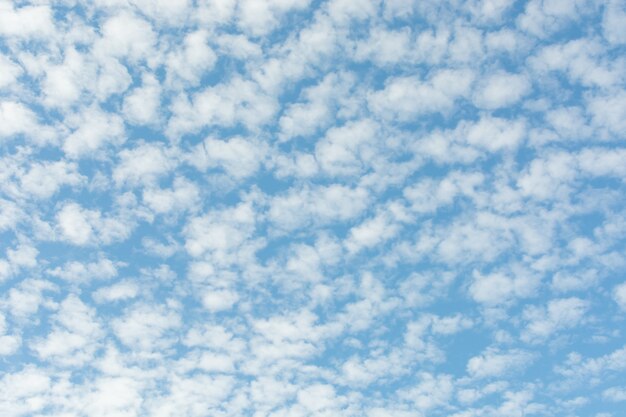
1,0,626,416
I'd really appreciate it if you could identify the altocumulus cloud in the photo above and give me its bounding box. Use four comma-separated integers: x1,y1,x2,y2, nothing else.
1,1,626,416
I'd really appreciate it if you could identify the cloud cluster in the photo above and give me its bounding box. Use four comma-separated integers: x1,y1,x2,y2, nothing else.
1,0,626,416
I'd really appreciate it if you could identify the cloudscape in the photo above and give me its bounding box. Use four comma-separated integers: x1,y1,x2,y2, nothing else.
1,1,626,416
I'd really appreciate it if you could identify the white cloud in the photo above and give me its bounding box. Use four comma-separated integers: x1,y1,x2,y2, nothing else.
64,106,125,158
166,30,217,87
122,72,161,125
473,71,531,109
46,257,114,284
368,69,474,121
463,116,526,151
93,12,156,62
113,142,176,187
167,77,277,136
201,289,239,312
84,376,144,417
315,118,380,176
400,373,454,412
278,71,354,141
20,160,84,199
521,298,589,343
468,0,516,22
603,386,626,402
31,295,103,366
92,281,139,303
3,279,56,319
354,27,412,65
0,101,39,139
467,348,535,379
469,270,538,306
587,91,626,137
142,176,200,214
0,55,22,89
0,4,54,38
603,0,626,44
614,282,626,311
56,202,131,246
56,202,98,245
112,303,181,353
345,212,400,254
268,184,369,231
237,0,312,36
187,136,265,179
184,202,256,260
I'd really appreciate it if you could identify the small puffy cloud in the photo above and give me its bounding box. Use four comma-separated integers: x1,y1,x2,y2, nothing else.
473,71,531,109
56,202,98,245
31,295,103,366
468,0,516,22
0,4,54,38
469,270,538,306
354,27,411,65
64,106,125,158
368,69,474,121
517,152,578,200
42,48,90,109
166,30,217,86
201,289,239,312
0,55,22,89
517,0,589,38
587,91,626,137
237,0,312,36
297,384,343,412
142,176,200,214
112,304,181,352
278,71,354,141
268,184,369,231
0,244,39,281
431,314,474,335
167,77,277,137
20,160,84,199
521,298,589,343
467,348,535,379
551,269,598,292
184,202,256,259
113,143,176,187
463,116,526,151
0,101,39,139
614,282,626,311
55,202,131,246
83,376,144,417
0,334,21,356
603,0,626,44
315,118,380,176
93,12,156,62
345,212,400,254
48,258,118,283
129,0,192,24
92,281,139,303
3,279,56,319
122,72,161,125
400,373,454,412
187,136,265,179
603,386,626,402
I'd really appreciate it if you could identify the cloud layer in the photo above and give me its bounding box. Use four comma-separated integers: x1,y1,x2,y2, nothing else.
1,0,626,416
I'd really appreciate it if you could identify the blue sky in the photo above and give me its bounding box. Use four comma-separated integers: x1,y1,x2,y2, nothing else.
1,0,626,416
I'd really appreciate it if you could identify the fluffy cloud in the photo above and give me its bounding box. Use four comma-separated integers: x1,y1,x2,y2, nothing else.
467,348,535,379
